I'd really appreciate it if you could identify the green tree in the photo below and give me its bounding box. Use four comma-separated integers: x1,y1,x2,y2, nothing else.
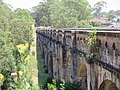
0,1,35,89
0,31,17,90
0,1,17,89
10,8,34,45
107,10,116,20
93,1,107,19
32,0,92,28
49,0,92,28
115,10,120,16
100,12,107,18
32,2,50,26
100,10,116,20
0,0,13,31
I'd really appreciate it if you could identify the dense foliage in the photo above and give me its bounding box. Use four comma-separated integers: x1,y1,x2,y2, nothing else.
47,78,82,90
10,8,34,45
16,44,39,90
100,10,120,20
32,0,92,28
93,1,106,19
0,0,35,89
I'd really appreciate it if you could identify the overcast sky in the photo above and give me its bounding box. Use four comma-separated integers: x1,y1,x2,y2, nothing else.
3,0,43,10
87,0,120,12
3,0,120,12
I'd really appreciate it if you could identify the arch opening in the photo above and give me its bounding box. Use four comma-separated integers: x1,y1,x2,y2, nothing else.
105,41,108,48
77,63,87,90
78,63,87,78
112,43,116,50
99,79,118,90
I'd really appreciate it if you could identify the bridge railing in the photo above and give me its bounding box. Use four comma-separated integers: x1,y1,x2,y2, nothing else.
36,28,120,74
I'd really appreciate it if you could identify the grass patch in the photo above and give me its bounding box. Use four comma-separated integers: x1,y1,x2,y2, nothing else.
28,31,38,85
28,27,48,89
37,41,48,88
37,50,48,88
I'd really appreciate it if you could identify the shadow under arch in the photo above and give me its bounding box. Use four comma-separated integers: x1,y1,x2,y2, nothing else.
78,63,87,78
77,63,87,90
99,79,119,90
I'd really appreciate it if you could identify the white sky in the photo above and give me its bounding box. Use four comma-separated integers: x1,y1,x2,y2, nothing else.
3,0,120,12
87,0,120,12
3,0,43,10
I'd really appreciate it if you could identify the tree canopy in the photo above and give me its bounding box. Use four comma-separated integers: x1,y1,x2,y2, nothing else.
0,1,34,89
100,10,120,20
10,8,34,45
93,1,107,19
32,0,92,28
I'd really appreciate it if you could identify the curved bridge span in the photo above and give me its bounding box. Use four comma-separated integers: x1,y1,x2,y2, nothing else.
36,28,120,90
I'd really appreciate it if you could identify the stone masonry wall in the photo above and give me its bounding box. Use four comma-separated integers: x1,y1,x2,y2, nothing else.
37,28,120,90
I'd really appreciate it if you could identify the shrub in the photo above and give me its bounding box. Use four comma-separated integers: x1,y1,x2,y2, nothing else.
65,80,82,90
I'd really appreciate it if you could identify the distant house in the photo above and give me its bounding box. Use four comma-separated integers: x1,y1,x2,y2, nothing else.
108,24,120,28
112,18,120,23
108,18,120,28
88,18,111,26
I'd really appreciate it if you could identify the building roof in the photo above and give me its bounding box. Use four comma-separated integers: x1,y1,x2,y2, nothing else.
88,18,111,25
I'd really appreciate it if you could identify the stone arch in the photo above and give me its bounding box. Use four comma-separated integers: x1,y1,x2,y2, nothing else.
66,52,72,69
103,73,107,80
77,37,79,40
105,41,108,48
97,39,101,47
78,63,87,78
112,43,116,50
77,63,87,90
80,37,82,40
99,79,119,90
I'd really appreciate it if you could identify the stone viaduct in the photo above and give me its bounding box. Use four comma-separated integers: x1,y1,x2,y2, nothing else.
36,28,120,90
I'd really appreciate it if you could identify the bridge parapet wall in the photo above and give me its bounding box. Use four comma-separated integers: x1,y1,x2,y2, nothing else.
36,28,120,90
